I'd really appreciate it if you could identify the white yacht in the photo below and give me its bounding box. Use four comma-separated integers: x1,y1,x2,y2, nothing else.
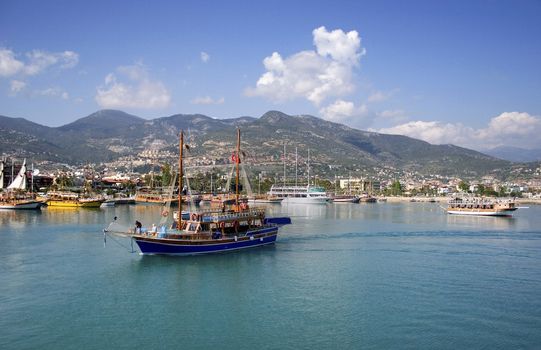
268,185,331,204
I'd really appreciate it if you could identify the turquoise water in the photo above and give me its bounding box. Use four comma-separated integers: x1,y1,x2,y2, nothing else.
1,202,540,349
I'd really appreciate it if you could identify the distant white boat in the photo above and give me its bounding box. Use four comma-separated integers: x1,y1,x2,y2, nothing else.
331,195,360,203
268,185,330,204
100,199,116,207
247,194,283,204
446,197,518,216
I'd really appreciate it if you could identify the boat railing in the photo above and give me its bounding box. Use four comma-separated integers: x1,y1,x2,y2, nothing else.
448,197,516,207
196,208,266,223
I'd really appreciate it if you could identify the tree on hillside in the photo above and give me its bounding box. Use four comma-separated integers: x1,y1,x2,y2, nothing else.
385,180,403,196
458,181,470,193
161,163,172,187
475,184,485,195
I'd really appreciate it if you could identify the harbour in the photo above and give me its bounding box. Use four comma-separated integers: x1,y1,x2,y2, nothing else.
2,1,541,348
1,201,540,349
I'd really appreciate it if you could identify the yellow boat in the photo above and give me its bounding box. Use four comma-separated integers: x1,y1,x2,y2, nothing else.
45,191,104,208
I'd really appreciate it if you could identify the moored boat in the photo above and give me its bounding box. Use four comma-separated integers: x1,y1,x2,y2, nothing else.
247,194,283,204
0,159,42,210
331,195,360,203
446,197,518,216
100,199,116,207
209,193,237,206
45,191,104,208
0,196,42,210
135,189,202,206
359,194,377,203
268,185,330,204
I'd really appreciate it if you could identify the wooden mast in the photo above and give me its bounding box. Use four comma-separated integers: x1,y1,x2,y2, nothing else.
178,131,183,229
235,128,240,210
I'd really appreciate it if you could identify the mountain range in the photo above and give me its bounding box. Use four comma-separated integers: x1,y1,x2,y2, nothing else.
483,146,541,163
0,109,529,178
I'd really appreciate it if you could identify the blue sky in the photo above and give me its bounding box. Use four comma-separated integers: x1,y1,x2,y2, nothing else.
1,0,540,150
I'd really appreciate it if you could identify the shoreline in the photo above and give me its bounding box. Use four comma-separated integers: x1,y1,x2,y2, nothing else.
379,196,541,205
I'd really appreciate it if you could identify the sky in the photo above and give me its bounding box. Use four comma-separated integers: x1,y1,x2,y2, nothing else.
1,0,540,151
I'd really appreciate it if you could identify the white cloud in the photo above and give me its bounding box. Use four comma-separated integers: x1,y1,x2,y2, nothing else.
35,87,70,100
377,112,541,149
9,80,26,94
319,99,367,123
191,96,224,105
246,26,365,106
0,48,79,77
95,64,171,109
376,109,408,125
313,26,365,65
0,49,24,76
378,109,406,119
479,112,540,139
368,90,396,103
200,52,210,63
378,120,474,145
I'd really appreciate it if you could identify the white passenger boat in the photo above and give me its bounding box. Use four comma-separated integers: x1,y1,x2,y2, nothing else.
446,197,518,216
268,185,331,204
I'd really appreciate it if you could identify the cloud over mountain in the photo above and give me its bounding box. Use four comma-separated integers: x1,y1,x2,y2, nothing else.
319,99,368,123
378,112,541,150
95,64,171,109
246,26,365,106
191,96,224,105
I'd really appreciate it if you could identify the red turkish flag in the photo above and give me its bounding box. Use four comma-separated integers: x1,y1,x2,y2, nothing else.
231,153,241,163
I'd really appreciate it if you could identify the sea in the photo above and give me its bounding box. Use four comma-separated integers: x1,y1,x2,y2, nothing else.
1,201,540,349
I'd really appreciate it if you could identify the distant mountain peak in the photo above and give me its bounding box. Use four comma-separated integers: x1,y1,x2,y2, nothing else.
260,110,293,123
59,110,145,131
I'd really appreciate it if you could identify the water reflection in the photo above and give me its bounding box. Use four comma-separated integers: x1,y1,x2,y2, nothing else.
446,214,516,230
1,202,537,239
0,209,42,229
280,202,329,218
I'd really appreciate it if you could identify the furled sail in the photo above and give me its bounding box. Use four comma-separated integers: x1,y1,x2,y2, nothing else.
7,159,27,190
0,158,4,189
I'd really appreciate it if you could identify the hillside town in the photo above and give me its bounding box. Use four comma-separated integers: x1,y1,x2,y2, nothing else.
2,153,540,201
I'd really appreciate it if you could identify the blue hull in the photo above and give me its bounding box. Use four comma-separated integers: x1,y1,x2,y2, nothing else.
134,227,278,255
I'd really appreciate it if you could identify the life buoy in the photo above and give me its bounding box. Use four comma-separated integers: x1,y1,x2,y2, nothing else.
162,210,169,217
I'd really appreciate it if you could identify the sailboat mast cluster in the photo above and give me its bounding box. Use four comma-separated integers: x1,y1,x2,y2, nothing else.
104,127,291,255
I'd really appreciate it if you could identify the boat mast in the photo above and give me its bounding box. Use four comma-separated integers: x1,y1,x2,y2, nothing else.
307,149,310,186
178,131,183,229
0,157,4,189
295,146,298,188
235,128,240,209
283,143,286,188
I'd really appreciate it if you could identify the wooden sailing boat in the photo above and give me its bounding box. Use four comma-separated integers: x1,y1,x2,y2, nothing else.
105,128,291,255
0,159,42,210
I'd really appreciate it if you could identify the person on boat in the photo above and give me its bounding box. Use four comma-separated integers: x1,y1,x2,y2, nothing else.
221,203,226,213
135,220,142,234
150,223,157,235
